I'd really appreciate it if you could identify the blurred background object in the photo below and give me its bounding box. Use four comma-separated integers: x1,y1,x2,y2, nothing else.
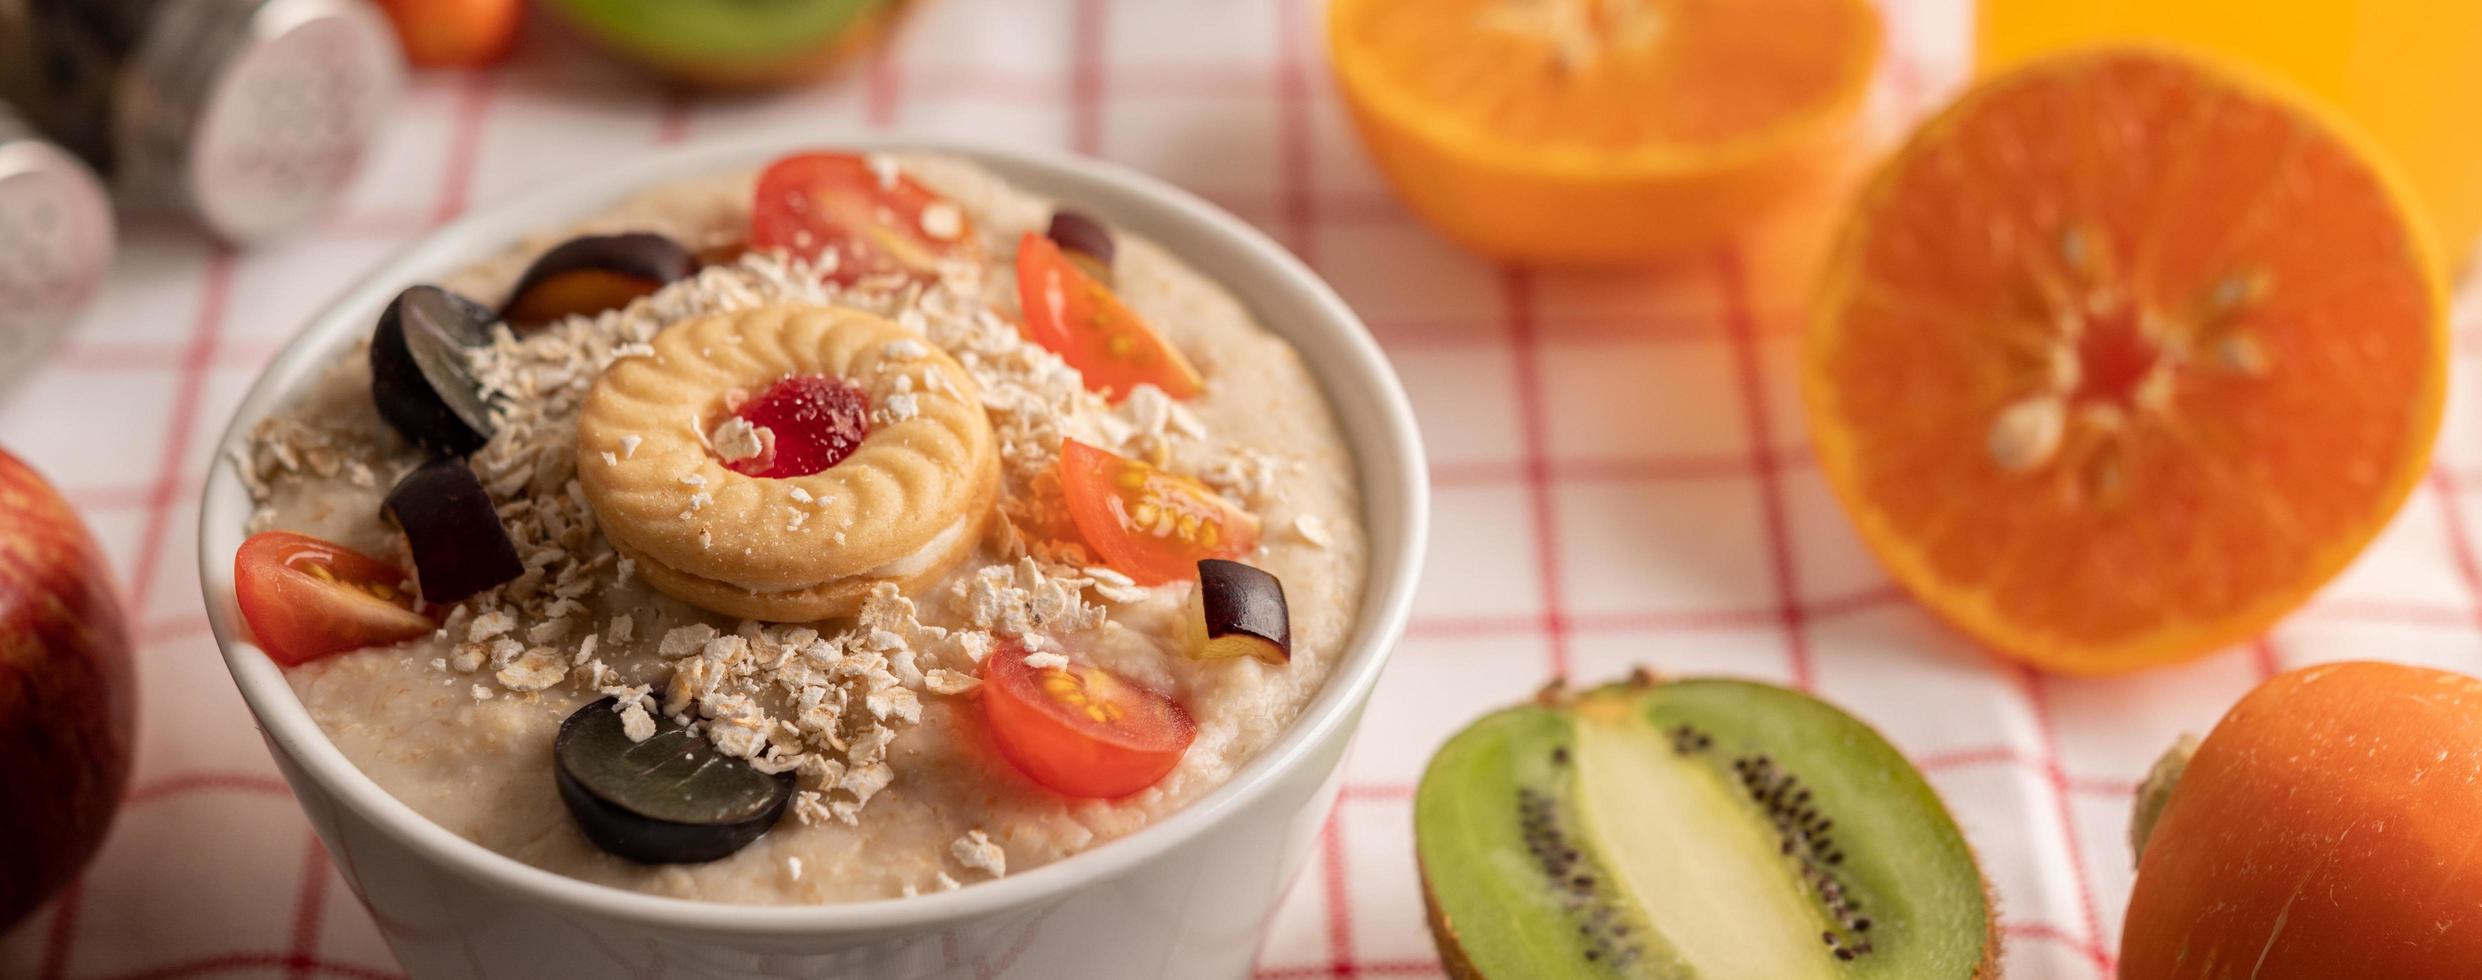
542,0,899,88
0,0,403,243
1978,0,2482,270
0,104,113,396
1328,0,1883,265
371,0,524,68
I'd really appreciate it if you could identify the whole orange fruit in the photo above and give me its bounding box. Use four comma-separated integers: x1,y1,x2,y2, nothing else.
2125,662,2482,979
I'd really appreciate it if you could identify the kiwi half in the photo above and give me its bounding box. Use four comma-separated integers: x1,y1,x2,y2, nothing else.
1416,672,1994,978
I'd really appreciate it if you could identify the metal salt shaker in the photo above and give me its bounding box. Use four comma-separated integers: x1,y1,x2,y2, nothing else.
0,0,404,243
0,102,113,393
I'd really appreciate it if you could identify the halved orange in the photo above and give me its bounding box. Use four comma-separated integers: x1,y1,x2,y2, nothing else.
1329,0,1882,264
1804,48,2448,674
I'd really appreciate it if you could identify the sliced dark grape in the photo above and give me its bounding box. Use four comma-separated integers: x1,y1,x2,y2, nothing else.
1186,558,1290,665
380,457,522,604
1046,210,1116,282
694,240,751,268
370,285,498,456
501,232,695,328
555,696,795,865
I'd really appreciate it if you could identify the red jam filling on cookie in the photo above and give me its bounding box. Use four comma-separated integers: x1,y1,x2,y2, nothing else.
717,375,873,479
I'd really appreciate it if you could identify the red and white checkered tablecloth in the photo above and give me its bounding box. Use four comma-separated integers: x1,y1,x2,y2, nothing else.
5,1,2480,977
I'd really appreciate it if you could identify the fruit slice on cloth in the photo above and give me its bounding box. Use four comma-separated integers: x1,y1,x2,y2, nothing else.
2123,662,2482,979
1803,49,2447,674
1416,673,1993,977
1328,0,1881,263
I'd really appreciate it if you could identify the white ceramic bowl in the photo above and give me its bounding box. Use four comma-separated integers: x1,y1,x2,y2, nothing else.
197,135,1427,980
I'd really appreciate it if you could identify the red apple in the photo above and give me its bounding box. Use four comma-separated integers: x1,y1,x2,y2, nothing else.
0,447,135,930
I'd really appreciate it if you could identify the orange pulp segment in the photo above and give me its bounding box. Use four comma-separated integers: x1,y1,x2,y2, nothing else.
1803,48,2447,674
1329,0,1883,263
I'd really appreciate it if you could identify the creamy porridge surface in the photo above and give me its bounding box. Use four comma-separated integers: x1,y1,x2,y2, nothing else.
238,154,1367,903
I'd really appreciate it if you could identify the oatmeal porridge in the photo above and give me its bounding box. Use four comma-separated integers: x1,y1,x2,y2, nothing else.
228,151,1367,903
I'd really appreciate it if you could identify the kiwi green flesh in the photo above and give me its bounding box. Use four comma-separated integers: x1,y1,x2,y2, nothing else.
1415,679,1990,979
548,0,882,63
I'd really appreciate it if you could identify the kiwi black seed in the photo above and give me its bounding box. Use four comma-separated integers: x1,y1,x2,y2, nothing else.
1415,673,1996,978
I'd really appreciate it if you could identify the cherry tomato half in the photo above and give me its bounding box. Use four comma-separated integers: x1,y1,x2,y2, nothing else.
1015,232,1202,402
235,531,435,667
980,642,1194,798
1056,439,1258,586
750,152,979,284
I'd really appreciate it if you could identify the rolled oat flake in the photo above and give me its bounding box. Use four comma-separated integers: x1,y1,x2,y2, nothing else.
0,102,112,392
0,0,402,242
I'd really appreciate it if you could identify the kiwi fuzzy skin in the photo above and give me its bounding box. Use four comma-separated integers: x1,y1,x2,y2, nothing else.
1419,853,1486,980
1975,883,2002,980
1412,674,2004,979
